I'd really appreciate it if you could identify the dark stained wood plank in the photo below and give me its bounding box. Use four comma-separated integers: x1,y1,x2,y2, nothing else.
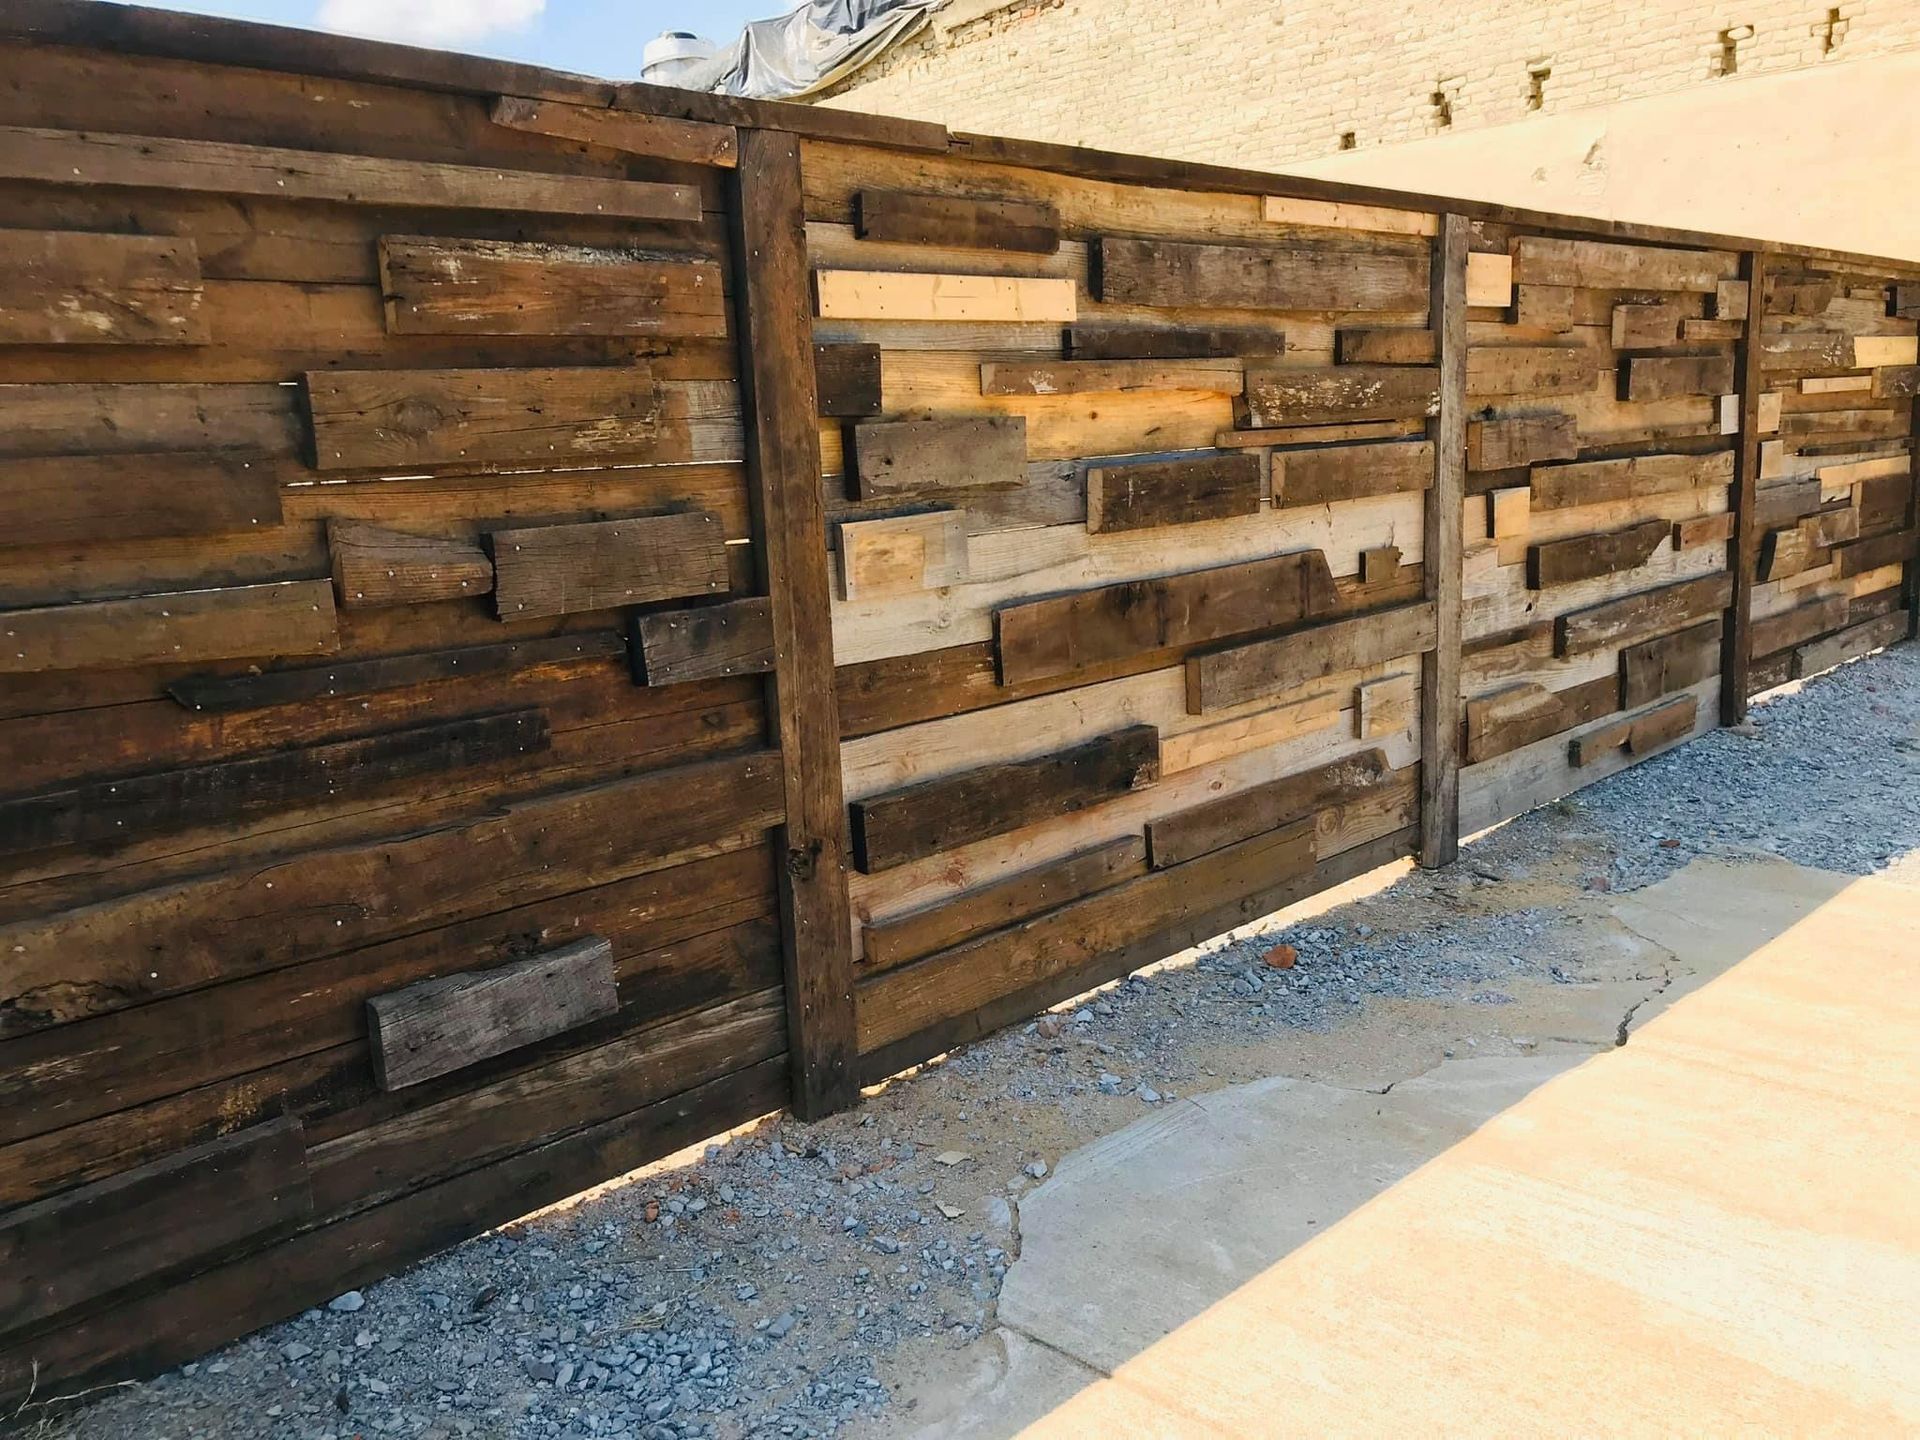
1555,573,1734,657
1793,610,1908,677
1421,213,1469,869
1273,438,1434,506
1184,602,1437,713
0,578,336,674
0,709,547,859
1361,545,1402,585
378,235,727,339
1873,366,1920,401
1530,449,1735,509
0,228,206,345
0,451,281,546
855,189,1060,253
1766,274,1837,316
731,129,858,1118
328,520,493,608
168,631,625,713
850,725,1159,874
367,936,619,1091
847,416,1027,499
0,125,702,222
1858,471,1915,533
1622,617,1722,708
1527,518,1670,588
303,365,684,472
1066,323,1285,360
629,596,773,685
1464,679,1614,765
1750,594,1850,659
860,835,1149,974
0,1118,310,1338
995,550,1339,686
1085,452,1260,533
813,342,882,417
1335,328,1436,365
1146,747,1390,869
489,94,738,167
1673,511,1736,550
1512,284,1575,331
1622,352,1736,401
1241,365,1440,426
1465,413,1578,471
490,512,728,620
1892,284,1920,319
1567,694,1694,766
1094,236,1429,313
1466,345,1599,399
1831,528,1919,578
1754,475,1824,529
1512,236,1733,292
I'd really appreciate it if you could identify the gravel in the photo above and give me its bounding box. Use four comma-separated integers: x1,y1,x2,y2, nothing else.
37,642,1920,1440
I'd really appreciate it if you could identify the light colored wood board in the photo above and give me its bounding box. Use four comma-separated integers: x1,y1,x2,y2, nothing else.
1241,365,1439,425
1511,284,1576,332
1355,670,1417,740
814,269,1077,322
846,415,1027,498
367,937,618,1091
1184,601,1438,714
327,520,493,608
1530,450,1735,510
490,511,729,619
377,235,727,339
1085,452,1262,533
1096,236,1429,314
1335,328,1436,366
1520,483,1728,550
0,124,702,222
1465,252,1515,309
1165,688,1346,772
1623,353,1737,401
1273,439,1434,507
489,94,738,166
980,358,1243,396
0,228,206,345
1464,540,1728,642
1853,335,1919,368
1215,420,1424,449
1260,196,1436,236
1510,236,1735,292
1489,485,1531,538
835,509,969,600
830,491,1422,665
1462,623,1617,700
1816,454,1910,487
1466,345,1599,399
0,579,336,673
1713,280,1750,319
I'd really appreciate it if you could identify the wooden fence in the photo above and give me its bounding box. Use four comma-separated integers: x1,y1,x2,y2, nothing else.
1,0,1915,1406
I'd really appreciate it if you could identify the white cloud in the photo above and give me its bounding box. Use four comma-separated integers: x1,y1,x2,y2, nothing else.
315,0,546,48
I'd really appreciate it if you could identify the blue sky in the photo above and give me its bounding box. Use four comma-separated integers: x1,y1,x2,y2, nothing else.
142,0,777,79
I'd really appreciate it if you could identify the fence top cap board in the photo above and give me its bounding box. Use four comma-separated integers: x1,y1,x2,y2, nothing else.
5,0,1920,273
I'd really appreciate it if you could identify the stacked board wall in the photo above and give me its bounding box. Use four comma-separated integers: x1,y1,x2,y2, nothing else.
1,0,1917,1410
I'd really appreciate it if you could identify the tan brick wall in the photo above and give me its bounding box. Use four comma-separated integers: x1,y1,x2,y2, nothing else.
814,0,1920,170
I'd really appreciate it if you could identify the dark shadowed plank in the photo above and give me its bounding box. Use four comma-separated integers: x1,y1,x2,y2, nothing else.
490,512,728,620
1555,573,1734,656
1085,452,1260,533
1527,518,1670,588
813,343,882,417
328,520,493,608
1184,602,1437,713
0,451,282,546
846,416,1027,499
855,189,1059,253
0,579,336,674
1095,236,1428,312
1241,365,1439,426
1622,618,1723,707
629,596,773,685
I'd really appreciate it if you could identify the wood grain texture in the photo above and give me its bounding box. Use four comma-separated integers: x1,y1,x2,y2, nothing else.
847,415,1027,499
1421,213,1468,868
0,450,281,546
328,520,493,608
1085,452,1261,533
489,512,727,619
814,342,882,417
814,269,1076,322
1466,345,1598,399
1465,413,1577,471
1465,251,1514,309
1751,594,1850,658
854,189,1060,253
0,578,336,673
1569,694,1697,766
1146,746,1391,869
378,235,727,339
1793,610,1908,677
1610,302,1681,349
1274,439,1434,506
0,228,206,345
630,597,773,685
1530,450,1735,510
1622,352,1736,401
1512,236,1733,292
366,937,619,1091
1621,617,1722,707
1067,323,1286,361
1527,518,1670,588
1260,196,1435,236
1184,601,1437,713
1555,573,1734,657
1095,236,1429,313
1335,328,1437,365
981,358,1243,396
835,509,969,599
849,725,1160,873
995,550,1340,686
1241,365,1440,426
489,94,738,167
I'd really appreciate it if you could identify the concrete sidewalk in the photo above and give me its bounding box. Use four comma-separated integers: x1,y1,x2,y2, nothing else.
894,858,1920,1437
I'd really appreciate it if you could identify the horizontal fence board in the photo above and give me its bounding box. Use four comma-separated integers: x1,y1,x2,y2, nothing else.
488,94,739,167
1095,236,1429,313
1184,602,1437,714
490,512,730,619
0,228,206,345
1085,452,1261,533
855,188,1060,253
328,521,494,608
0,579,336,673
0,451,283,546
630,597,774,685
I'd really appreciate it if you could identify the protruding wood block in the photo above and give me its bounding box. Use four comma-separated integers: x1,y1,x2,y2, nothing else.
0,451,282,547
1713,280,1750,319
1511,284,1575,332
848,416,1027,499
1336,328,1437,365
1259,196,1436,236
1851,334,1919,368
1085,452,1261,533
1360,544,1402,586
1466,346,1598,399
1567,695,1696,766
1145,747,1389,868
1620,618,1721,707
1682,318,1746,342
1466,682,1570,764
1465,252,1514,309
1095,236,1428,313
1241,365,1439,425
1751,594,1849,657
855,189,1061,253
1610,303,1680,349
378,236,727,338
849,725,1160,873
1555,573,1734,656
1622,352,1736,401
835,509,969,600
0,229,206,345
1530,450,1734,510
1215,420,1425,449
1355,671,1417,739
490,512,728,619
1758,524,1818,582
814,343,883,416
1066,324,1285,360
328,521,493,608
1513,236,1733,292
1793,611,1909,677
367,937,619,1091
1184,601,1437,713
1488,485,1530,538
1758,331,1850,370
0,579,337,674
1673,511,1736,551
981,358,1243,395
629,597,773,685
814,269,1076,322
1273,439,1433,506
1466,413,1578,471
1872,365,1920,400
1527,518,1670,588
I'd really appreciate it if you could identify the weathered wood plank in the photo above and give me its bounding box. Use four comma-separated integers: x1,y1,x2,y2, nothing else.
1360,544,1403,586
366,937,618,1091
1750,593,1849,658
1421,213,1469,869
1527,518,1670,588
981,358,1243,396
835,509,969,599
847,416,1027,499
814,342,882,417
1714,280,1752,319
1673,510,1736,552
377,235,727,339
1145,747,1389,869
0,124,702,221
1466,345,1599,399
1511,284,1576,332
1512,236,1733,292
814,269,1077,322
0,228,205,345
1464,679,1610,766
0,709,547,858
1831,528,1919,578
1355,670,1417,739
1610,303,1681,349
1066,324,1286,361
0,1118,310,1337
1681,318,1746,342
1164,689,1345,771
855,189,1060,253
1793,611,1908,677
1621,617,1722,707
1241,365,1440,425
860,835,1148,974
1568,694,1698,765
328,520,493,608
1260,196,1435,236
489,94,738,167
0,579,336,674
1094,236,1429,313
1530,450,1735,510
1622,352,1736,401
629,596,772,686
1273,439,1434,506
490,512,728,619
1215,419,1422,449
1465,413,1578,471
1758,331,1851,371
849,725,1159,873
1184,602,1437,713
0,451,281,546
1335,328,1436,365
1085,452,1261,533
1872,365,1920,401
1555,573,1734,656
995,550,1339,686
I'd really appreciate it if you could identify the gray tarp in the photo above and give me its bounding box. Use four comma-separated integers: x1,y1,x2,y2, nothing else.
679,0,947,100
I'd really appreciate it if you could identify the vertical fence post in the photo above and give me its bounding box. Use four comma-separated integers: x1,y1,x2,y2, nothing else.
729,128,859,1119
1720,248,1768,724
1905,388,1920,640
1419,213,1468,868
